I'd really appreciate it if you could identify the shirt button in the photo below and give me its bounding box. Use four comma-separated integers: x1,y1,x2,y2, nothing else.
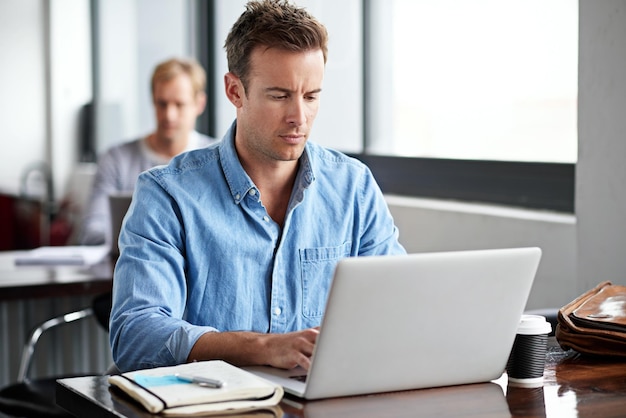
273,307,282,316
235,193,240,200
249,189,257,196
263,216,270,222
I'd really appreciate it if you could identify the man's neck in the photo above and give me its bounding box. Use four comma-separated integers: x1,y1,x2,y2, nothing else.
146,132,189,159
242,159,299,227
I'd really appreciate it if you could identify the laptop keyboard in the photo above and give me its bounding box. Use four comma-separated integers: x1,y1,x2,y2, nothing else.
290,374,307,382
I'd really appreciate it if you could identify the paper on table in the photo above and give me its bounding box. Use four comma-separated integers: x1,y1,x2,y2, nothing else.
14,245,109,266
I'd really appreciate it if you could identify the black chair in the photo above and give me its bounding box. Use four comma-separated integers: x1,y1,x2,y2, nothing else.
0,292,112,418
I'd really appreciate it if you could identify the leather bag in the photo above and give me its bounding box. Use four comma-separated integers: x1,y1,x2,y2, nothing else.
556,281,626,357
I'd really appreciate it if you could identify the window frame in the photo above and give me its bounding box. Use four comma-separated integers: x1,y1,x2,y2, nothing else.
350,154,574,212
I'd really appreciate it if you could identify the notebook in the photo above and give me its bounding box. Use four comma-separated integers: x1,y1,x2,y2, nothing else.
108,192,133,257
244,247,542,400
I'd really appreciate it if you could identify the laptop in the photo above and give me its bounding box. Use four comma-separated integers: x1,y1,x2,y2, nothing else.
244,247,542,400
108,192,133,257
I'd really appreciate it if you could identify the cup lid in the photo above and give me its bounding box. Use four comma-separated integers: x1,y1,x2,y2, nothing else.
517,314,552,335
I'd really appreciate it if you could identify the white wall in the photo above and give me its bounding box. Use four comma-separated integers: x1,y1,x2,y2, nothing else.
576,1,626,293
0,0,47,194
387,197,578,310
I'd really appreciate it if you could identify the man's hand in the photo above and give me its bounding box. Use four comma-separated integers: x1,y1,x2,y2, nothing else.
256,327,319,370
187,327,320,370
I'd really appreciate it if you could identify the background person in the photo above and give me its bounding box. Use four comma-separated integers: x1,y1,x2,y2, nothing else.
79,57,218,245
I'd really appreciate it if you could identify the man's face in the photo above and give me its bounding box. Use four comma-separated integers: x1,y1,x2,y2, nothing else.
153,74,205,144
230,47,325,166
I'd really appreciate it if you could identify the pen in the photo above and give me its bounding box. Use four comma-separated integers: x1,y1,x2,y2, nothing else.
174,374,225,388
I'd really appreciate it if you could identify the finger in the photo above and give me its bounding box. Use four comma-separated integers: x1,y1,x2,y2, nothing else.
300,327,320,342
296,352,312,371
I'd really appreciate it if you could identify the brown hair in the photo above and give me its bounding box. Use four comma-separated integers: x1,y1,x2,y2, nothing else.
151,58,206,97
224,0,328,91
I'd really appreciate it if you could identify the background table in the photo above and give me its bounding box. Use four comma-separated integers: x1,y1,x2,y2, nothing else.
0,250,113,301
0,250,114,387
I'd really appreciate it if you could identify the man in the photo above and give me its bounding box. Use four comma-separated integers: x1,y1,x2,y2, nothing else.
79,58,218,245
110,0,405,373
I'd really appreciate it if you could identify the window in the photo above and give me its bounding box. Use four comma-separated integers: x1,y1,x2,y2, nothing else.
360,0,577,211
368,0,578,163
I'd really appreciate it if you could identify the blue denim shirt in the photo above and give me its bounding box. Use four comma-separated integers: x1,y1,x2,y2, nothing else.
110,121,406,372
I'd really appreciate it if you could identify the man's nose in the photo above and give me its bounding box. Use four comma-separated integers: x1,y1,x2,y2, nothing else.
286,98,306,126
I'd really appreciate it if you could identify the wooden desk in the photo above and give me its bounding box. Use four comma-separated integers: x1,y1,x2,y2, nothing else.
56,343,626,418
0,251,113,301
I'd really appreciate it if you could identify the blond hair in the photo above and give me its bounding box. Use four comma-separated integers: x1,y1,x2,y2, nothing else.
151,58,206,97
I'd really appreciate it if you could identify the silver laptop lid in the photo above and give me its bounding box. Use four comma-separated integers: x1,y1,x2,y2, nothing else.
302,247,541,399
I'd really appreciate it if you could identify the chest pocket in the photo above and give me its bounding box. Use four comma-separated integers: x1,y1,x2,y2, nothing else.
300,242,352,318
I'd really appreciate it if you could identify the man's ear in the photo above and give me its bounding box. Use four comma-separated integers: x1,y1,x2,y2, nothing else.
224,72,244,108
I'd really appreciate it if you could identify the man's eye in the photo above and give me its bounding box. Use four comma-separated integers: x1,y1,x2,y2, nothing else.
272,95,287,100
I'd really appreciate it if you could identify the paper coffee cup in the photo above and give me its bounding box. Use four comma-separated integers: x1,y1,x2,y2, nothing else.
506,315,552,388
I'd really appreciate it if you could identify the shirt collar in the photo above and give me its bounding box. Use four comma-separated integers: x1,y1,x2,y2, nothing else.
218,120,316,205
